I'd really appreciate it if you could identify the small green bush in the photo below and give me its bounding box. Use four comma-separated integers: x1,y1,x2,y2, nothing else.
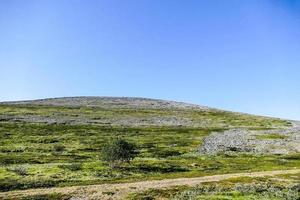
7,165,28,176
59,163,82,171
53,144,65,152
101,138,139,168
149,148,181,158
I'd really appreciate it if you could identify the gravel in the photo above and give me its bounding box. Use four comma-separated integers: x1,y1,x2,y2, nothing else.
199,122,300,155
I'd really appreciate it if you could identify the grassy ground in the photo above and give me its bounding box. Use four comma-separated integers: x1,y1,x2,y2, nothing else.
127,173,300,200
0,104,297,192
255,133,288,140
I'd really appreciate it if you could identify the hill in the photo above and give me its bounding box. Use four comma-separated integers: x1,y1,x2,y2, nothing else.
0,97,299,199
0,96,289,127
1,97,209,110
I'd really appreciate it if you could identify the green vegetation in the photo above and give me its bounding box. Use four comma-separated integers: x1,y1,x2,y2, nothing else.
101,138,139,168
256,133,288,140
0,104,291,128
19,193,70,200
6,165,29,176
128,175,300,200
0,104,297,193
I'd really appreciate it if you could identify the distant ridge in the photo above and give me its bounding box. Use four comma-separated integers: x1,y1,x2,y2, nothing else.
0,96,210,110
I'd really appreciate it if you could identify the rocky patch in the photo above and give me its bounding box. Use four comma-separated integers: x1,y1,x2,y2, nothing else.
199,123,300,155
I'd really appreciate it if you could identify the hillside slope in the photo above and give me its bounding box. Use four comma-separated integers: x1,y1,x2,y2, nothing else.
1,97,209,110
0,97,299,196
0,97,290,128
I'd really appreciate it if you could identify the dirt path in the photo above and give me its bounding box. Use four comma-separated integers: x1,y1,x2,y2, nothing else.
1,169,299,200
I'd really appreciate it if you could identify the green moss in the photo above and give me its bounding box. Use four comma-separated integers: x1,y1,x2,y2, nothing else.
255,134,288,140
19,193,70,200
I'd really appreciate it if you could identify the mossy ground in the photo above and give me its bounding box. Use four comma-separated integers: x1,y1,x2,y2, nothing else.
127,174,300,200
255,133,288,140
0,104,298,192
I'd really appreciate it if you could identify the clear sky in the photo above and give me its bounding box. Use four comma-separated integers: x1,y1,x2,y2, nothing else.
0,0,299,120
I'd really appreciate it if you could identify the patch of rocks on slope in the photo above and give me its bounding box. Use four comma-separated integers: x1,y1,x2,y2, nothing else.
1,97,209,110
0,97,212,126
199,122,300,155
0,113,202,127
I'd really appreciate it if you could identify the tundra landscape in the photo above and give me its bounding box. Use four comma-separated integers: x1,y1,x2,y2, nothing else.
0,97,299,199
2,0,300,199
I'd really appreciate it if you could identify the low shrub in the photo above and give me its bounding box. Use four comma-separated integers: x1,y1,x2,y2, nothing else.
0,178,60,191
7,165,28,176
53,144,66,152
59,163,82,171
101,138,139,168
21,193,70,200
0,154,42,165
135,163,189,173
149,148,182,158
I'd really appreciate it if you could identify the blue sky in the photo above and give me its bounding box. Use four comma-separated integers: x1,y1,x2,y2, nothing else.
0,0,299,120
